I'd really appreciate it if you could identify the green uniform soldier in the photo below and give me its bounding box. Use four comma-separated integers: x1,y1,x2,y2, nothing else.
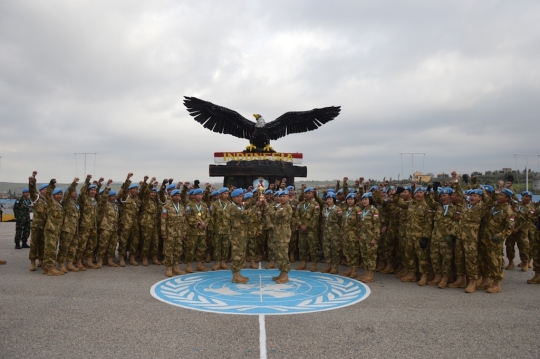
296,187,321,272
526,202,540,284
321,192,343,274
340,193,361,278
118,173,142,267
57,178,79,273
184,188,210,273
229,189,250,283
211,187,232,271
96,182,119,268
140,178,160,266
394,186,413,279
28,172,48,271
161,189,187,277
75,175,100,270
243,192,261,269
42,180,64,276
286,186,300,262
13,187,31,249
505,191,534,271
379,187,399,274
268,190,293,283
357,192,380,283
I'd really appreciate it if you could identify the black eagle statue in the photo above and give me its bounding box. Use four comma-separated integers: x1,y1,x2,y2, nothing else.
183,96,341,152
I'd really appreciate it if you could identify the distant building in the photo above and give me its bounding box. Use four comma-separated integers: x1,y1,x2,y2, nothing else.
414,171,432,183
502,168,512,173
533,178,540,192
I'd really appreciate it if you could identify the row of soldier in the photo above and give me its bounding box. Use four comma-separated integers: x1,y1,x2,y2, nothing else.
10,172,540,291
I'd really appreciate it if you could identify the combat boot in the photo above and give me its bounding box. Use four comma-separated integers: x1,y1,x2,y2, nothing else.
0,259,6,265
340,267,352,277
29,259,36,271
465,279,476,293
529,260,533,268
166,267,173,277
321,263,331,273
475,277,483,286
220,261,230,270
58,262,68,273
76,259,87,271
272,272,284,281
186,262,194,273
205,253,211,263
418,273,428,286
47,266,63,276
15,242,21,249
448,275,466,288
265,260,275,269
107,258,117,268
250,261,258,269
296,261,307,270
212,261,220,270
349,267,358,279
22,242,30,248
242,262,247,269
428,273,442,286
275,272,290,284
232,271,249,284
85,257,97,269
129,255,138,266
521,261,529,272
375,261,386,272
289,252,295,262
196,261,208,272
527,272,540,284
380,263,395,274
486,280,502,293
142,257,149,266
118,256,126,267
66,262,79,272
505,261,514,270
358,262,365,269
401,271,417,282
358,270,375,283
310,262,318,272
396,267,408,278
42,266,48,275
330,264,338,274
95,259,103,269
437,276,448,289
152,255,161,265
37,259,43,268
255,255,262,263
476,277,492,290
173,264,185,275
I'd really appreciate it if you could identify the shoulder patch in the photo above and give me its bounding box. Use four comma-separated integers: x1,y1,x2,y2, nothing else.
162,208,167,213
510,217,515,221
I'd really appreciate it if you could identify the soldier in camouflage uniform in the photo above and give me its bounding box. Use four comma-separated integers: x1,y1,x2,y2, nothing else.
185,188,210,273
357,192,380,283
321,192,342,274
287,186,300,262
140,178,160,266
394,186,413,279
75,175,101,270
526,202,540,284
211,188,231,271
42,180,64,276
161,189,187,277
296,187,321,272
28,172,48,271
340,193,361,278
57,178,80,273
228,189,250,283
380,186,399,274
267,190,293,283
96,181,119,268
505,191,534,271
244,192,262,269
13,187,31,249
117,173,142,267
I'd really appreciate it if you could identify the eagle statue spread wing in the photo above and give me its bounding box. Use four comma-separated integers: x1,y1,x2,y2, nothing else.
183,96,341,152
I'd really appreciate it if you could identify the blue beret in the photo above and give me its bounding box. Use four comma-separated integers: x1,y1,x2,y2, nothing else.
286,185,294,191
469,189,482,196
187,189,194,195
231,188,243,197
304,187,314,193
414,187,426,194
38,184,48,191
109,190,117,197
361,192,372,199
337,189,344,194
170,189,181,197
166,183,176,191
327,188,335,193
265,189,273,195
279,190,289,197
370,186,378,192
521,191,533,197
346,193,357,200
482,185,494,193
22,188,29,193
151,187,158,192
501,188,513,198
88,184,97,190
274,190,282,196
386,186,395,194
211,190,218,196
99,188,105,194
326,192,336,199
403,186,412,193
244,192,253,199
218,187,229,195
438,187,453,195
128,183,139,190
350,189,358,193
192,188,203,195
52,188,63,195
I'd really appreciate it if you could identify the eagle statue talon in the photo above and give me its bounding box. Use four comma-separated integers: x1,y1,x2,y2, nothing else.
263,144,274,152
246,143,257,151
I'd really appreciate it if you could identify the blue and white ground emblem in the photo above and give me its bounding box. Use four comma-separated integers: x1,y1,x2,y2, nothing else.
150,269,370,315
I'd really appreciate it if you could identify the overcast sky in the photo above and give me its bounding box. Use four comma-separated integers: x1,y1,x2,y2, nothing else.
1,0,539,184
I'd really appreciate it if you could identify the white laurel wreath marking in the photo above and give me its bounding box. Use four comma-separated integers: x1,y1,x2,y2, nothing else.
156,274,366,313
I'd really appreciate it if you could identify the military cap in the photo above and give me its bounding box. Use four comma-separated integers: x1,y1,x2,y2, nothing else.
521,191,533,197
337,189,344,194
482,185,494,193
469,188,482,196
109,190,117,196
439,187,453,195
52,188,63,195
414,186,426,194
128,183,139,190
170,189,181,197
218,187,229,195
231,188,243,197
501,188,513,198
370,186,378,192
38,184,48,191
386,186,395,194
151,187,158,192
99,188,105,194
88,184,97,190
192,188,203,195
265,189,274,195
187,189,194,195
286,185,294,191
326,192,337,199
244,192,253,199
166,184,176,191
403,186,412,192
361,192,372,199
22,188,29,193
278,190,289,197
211,190,219,196
304,187,314,193
346,193,357,200
327,188,335,193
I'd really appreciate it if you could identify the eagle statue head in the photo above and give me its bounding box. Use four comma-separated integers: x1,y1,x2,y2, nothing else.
253,114,266,128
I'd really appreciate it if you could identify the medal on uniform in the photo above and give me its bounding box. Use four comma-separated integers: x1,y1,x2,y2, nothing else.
197,212,201,217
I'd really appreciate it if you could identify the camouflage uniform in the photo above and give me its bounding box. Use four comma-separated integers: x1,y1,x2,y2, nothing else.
13,195,31,246
212,199,231,261
29,181,47,261
229,202,250,272
505,201,534,265
76,182,98,261
454,202,483,280
341,205,361,268
269,202,293,272
429,203,459,277
97,188,119,260
480,203,514,281
185,200,210,263
359,205,380,271
118,180,141,258
297,199,321,263
140,183,159,258
531,204,540,274
245,199,262,261
381,199,399,266
161,201,187,267
288,196,300,259
322,204,343,265
43,184,64,268
58,181,79,264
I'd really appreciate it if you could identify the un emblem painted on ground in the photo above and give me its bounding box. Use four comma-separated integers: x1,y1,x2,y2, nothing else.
150,269,370,315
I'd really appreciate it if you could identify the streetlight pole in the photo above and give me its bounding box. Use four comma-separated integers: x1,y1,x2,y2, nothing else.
514,153,540,191
400,153,426,181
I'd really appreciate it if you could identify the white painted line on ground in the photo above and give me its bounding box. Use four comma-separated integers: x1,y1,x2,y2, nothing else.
259,314,267,359
259,275,263,302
